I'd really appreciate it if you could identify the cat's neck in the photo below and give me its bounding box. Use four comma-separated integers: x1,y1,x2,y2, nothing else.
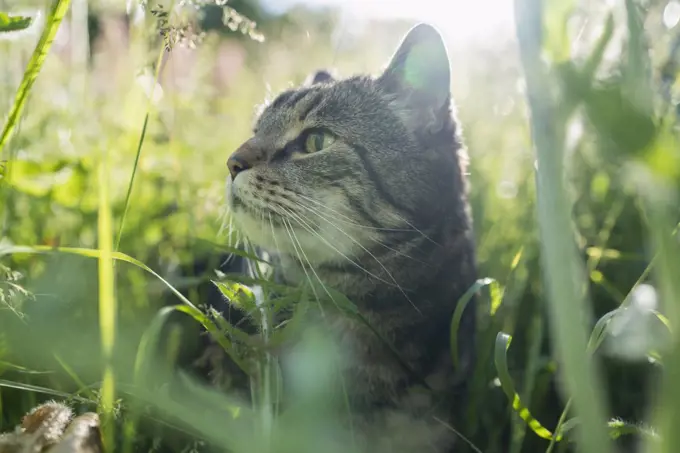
272,217,477,385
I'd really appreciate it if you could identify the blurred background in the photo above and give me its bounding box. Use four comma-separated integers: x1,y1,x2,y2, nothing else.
1,0,679,451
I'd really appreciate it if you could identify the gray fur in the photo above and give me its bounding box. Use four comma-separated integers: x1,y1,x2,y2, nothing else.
225,23,477,453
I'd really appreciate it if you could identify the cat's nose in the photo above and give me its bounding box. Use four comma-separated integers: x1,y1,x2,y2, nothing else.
227,154,251,179
227,139,265,179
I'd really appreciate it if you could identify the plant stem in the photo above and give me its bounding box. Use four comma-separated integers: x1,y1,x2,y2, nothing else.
513,0,611,451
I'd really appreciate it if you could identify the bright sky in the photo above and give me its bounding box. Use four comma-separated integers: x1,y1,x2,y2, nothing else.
263,0,516,43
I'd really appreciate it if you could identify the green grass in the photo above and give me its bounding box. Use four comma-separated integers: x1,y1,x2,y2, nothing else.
1,0,679,452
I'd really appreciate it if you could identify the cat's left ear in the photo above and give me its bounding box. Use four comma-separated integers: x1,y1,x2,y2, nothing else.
304,69,335,86
378,24,451,130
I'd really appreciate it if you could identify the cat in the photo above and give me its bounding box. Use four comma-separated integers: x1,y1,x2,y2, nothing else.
222,23,478,453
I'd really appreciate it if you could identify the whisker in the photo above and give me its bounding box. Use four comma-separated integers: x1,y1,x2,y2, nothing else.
271,213,324,315
293,199,428,265
387,211,441,247
280,206,421,314
280,217,337,313
295,193,416,233
278,207,396,288
296,191,440,247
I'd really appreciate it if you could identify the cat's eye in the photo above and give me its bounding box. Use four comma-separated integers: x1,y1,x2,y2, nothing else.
304,130,335,153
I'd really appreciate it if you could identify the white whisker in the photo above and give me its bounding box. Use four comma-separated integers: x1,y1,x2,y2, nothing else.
271,213,324,315
295,193,414,233
296,192,440,246
293,199,427,265
280,206,421,315
279,207,395,287
280,217,337,312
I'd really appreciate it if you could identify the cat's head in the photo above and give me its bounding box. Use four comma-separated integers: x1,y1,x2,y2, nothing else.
225,24,466,265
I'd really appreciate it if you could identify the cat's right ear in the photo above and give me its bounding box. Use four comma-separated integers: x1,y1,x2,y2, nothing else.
377,24,451,132
304,69,335,86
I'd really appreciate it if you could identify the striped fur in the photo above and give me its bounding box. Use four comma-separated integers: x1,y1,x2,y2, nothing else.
225,24,477,452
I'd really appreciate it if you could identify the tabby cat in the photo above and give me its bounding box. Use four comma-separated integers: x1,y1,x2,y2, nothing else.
224,23,477,453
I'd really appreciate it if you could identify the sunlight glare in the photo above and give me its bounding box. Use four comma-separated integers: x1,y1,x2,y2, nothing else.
268,0,515,44
664,0,680,29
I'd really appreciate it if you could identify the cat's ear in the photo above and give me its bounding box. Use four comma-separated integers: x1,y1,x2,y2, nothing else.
304,69,335,86
378,24,451,131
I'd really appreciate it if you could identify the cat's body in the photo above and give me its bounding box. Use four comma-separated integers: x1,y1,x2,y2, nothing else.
223,24,477,452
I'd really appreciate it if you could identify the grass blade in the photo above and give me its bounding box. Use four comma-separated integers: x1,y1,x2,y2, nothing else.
115,46,167,251
494,332,561,442
0,0,71,154
0,244,198,306
514,0,611,450
0,379,93,404
97,144,116,450
450,278,500,368
0,244,253,375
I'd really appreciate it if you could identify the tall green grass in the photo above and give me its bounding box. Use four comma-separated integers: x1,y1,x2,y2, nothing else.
493,0,678,452
514,0,611,450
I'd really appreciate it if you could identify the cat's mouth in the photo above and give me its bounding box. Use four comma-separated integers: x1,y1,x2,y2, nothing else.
228,183,290,231
227,173,315,255
227,174,369,265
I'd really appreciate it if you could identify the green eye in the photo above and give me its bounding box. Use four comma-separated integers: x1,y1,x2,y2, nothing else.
304,130,335,153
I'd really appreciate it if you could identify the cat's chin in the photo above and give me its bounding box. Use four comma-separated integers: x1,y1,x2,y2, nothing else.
230,207,364,266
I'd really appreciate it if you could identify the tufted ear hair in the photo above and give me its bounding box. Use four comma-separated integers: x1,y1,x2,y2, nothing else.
377,23,452,132
304,69,335,86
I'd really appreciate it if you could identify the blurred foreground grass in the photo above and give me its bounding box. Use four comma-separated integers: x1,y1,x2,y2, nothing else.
1,0,680,452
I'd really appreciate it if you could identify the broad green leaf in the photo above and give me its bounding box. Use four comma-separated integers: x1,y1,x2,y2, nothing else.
217,272,297,295
213,280,258,312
